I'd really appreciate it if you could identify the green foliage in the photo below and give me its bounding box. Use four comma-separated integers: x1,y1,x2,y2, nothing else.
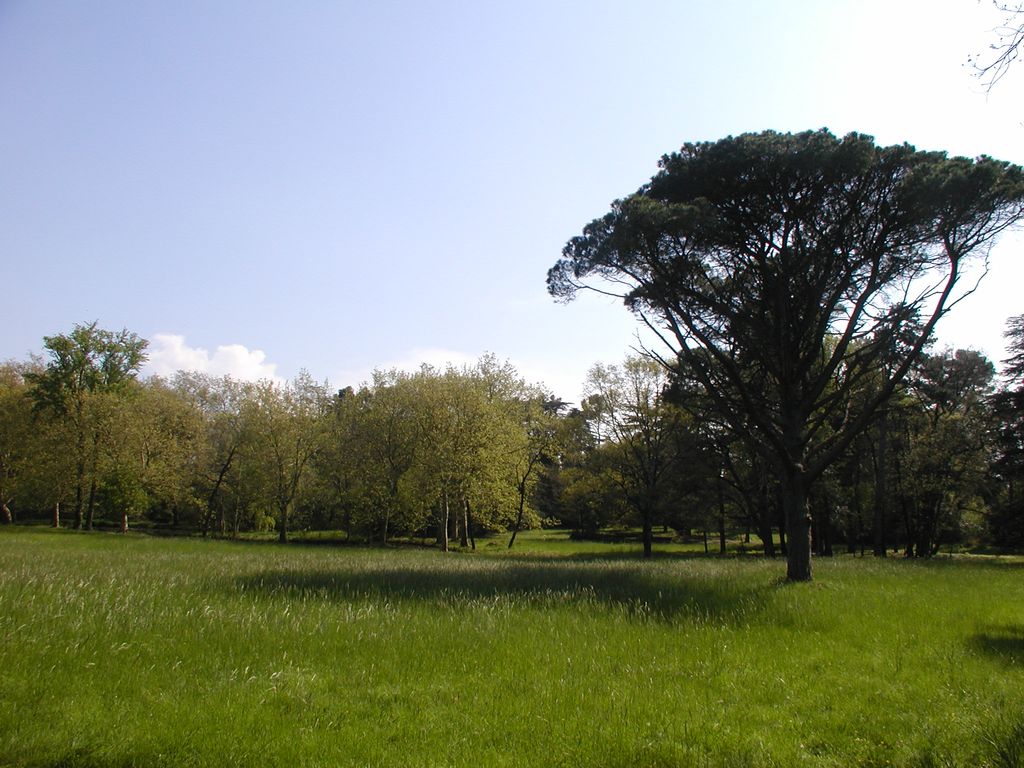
549,129,1024,580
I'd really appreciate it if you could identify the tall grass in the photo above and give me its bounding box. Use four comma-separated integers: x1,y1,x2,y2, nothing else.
1,528,1022,767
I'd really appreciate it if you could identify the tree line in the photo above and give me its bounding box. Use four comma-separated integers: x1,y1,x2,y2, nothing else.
1,316,1023,561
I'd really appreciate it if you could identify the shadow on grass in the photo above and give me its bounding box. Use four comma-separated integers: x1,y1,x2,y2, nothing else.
971,624,1024,663
227,558,780,625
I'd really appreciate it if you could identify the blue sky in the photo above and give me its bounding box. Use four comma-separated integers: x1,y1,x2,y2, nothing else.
2,1,1022,401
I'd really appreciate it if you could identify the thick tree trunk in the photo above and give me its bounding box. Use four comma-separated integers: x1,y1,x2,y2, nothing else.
278,502,289,543
782,473,813,582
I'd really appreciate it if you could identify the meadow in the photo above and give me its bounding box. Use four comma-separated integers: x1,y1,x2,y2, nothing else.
1,528,1023,767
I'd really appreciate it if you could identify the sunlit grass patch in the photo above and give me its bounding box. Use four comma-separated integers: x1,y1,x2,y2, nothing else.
1,528,1023,767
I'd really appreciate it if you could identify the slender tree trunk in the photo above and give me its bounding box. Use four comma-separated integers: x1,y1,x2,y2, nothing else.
702,528,708,553
437,493,449,552
459,496,469,548
758,480,775,558
642,510,653,559
85,477,97,531
466,498,476,550
782,472,812,582
120,511,129,533
717,478,727,555
74,472,84,530
74,423,86,529
873,410,890,557
1,502,11,525
508,480,528,549
52,501,60,529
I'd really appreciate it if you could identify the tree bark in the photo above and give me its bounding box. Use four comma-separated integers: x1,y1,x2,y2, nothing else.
466,498,476,550
278,502,289,544
459,496,469,548
873,410,890,557
85,477,97,531
437,494,449,552
782,472,812,581
508,481,529,549
717,478,727,555
52,501,60,529
642,511,653,558
120,511,129,534
1,502,11,525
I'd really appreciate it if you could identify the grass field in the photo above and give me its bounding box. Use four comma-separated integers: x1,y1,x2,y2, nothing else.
1,528,1023,767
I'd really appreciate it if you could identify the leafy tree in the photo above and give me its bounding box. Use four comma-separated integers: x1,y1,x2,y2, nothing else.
174,373,255,535
25,322,148,529
246,372,329,543
0,363,34,523
507,395,562,549
582,357,688,557
989,314,1024,545
127,378,205,529
889,349,995,555
549,129,1024,580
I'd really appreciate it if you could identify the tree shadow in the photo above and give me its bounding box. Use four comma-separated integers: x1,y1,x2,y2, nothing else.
971,624,1024,663
226,557,780,625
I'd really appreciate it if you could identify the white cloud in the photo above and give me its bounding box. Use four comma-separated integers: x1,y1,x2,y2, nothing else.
331,347,586,404
143,334,281,383
331,348,478,390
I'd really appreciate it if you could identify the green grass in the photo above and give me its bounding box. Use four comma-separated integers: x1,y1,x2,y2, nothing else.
2,528,1023,767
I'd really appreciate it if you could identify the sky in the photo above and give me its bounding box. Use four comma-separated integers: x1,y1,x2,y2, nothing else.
2,1,1022,402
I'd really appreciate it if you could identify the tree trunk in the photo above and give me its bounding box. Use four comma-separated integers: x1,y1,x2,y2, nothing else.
873,410,890,557
52,501,60,529
782,472,812,582
120,511,129,533
459,496,469,548
758,481,775,558
437,494,449,552
466,498,476,550
642,512,653,559
1,502,11,525
85,477,97,531
74,426,86,530
702,528,708,553
278,502,289,544
508,483,528,549
717,479,727,555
